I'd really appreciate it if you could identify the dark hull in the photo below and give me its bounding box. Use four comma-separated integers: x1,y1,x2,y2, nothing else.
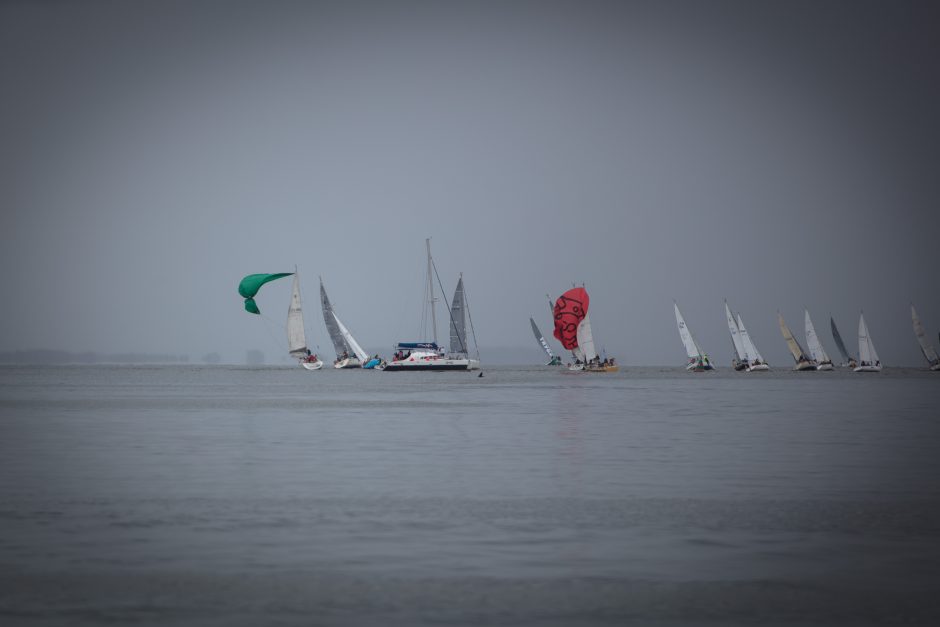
383,363,472,372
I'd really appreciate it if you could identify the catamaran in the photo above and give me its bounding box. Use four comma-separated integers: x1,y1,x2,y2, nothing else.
530,317,561,365
911,304,940,371
854,312,882,372
553,286,618,372
320,277,363,369
736,312,770,371
804,309,833,370
384,239,480,372
830,316,857,368
725,301,748,371
778,311,816,371
675,302,712,371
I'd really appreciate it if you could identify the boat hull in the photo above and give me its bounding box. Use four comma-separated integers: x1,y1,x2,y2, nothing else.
930,363,940,372
333,357,362,369
686,362,715,371
816,362,834,371
854,365,883,372
746,363,770,372
793,362,816,371
300,360,323,370
383,360,477,372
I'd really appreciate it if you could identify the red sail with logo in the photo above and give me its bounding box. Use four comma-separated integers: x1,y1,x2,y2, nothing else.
553,287,589,350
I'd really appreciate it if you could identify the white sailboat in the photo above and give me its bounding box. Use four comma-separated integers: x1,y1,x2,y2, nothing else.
854,312,882,372
736,312,770,371
675,302,713,371
552,286,617,372
778,311,816,371
725,301,748,371
320,277,362,368
288,272,323,370
384,239,480,372
804,309,833,370
911,304,940,371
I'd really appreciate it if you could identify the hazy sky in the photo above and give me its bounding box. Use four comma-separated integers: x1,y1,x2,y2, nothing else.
2,0,939,365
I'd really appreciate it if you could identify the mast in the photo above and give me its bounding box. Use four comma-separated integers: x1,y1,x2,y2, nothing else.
426,238,438,345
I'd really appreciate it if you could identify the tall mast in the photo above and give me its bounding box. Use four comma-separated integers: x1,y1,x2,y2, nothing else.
426,238,438,345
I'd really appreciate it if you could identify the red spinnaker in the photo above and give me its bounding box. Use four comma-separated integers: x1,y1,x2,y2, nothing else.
553,287,589,350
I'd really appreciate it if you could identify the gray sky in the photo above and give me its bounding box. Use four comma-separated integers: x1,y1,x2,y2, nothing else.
2,0,939,365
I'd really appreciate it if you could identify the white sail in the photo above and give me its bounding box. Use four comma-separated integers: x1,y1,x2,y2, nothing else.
725,302,746,361
576,313,598,362
449,275,468,355
331,311,369,364
858,312,880,365
911,305,940,364
286,273,307,357
736,313,764,363
675,303,700,360
804,309,830,364
320,278,350,359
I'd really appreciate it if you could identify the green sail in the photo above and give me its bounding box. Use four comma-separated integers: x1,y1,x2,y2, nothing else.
238,273,293,314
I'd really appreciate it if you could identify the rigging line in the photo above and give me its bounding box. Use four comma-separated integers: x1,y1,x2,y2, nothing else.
430,258,467,354
463,283,481,361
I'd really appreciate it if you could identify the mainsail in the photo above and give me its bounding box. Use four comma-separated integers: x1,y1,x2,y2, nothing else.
331,311,369,363
286,274,307,357
858,312,880,365
804,309,830,364
530,318,556,360
449,275,467,354
830,316,854,363
736,313,764,363
675,303,702,360
778,312,810,363
238,272,293,314
911,305,940,365
725,301,746,362
319,277,350,358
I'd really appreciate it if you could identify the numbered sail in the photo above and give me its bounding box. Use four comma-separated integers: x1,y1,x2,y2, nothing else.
675,303,702,360
530,318,555,359
911,305,940,365
830,317,853,362
725,301,746,361
320,278,350,358
804,309,830,364
331,311,369,363
778,312,810,363
737,313,764,363
858,313,880,365
286,274,307,357
449,275,467,354
576,312,598,362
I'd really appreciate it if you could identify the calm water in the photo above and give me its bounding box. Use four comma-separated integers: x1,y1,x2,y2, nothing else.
1,365,939,625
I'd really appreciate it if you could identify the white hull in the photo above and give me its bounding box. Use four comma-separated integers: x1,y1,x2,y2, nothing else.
793,362,817,371
931,363,940,372
746,363,770,372
854,365,882,372
300,359,323,370
815,362,834,371
383,351,478,372
333,357,362,369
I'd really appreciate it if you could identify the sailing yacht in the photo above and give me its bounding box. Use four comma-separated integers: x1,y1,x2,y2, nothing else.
911,304,940,371
725,301,748,371
736,312,770,371
530,318,561,365
319,277,362,368
675,302,713,371
804,309,834,370
553,286,618,372
288,272,323,370
778,311,816,371
854,312,882,372
384,239,480,372
830,316,857,368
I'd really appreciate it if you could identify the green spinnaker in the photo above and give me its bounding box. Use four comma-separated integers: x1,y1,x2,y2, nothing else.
238,273,293,314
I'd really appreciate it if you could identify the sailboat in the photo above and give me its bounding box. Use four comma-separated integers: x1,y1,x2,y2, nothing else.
830,316,857,368
854,312,882,372
675,302,712,371
530,318,561,365
736,312,770,371
320,277,362,368
778,311,816,370
725,301,748,371
384,239,480,372
804,309,834,370
553,286,618,372
911,304,940,371
288,272,324,370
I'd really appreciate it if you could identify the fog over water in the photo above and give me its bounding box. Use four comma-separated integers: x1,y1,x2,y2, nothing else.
2,1,939,364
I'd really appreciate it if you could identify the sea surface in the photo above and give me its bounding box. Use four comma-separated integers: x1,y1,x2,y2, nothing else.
1,364,939,625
